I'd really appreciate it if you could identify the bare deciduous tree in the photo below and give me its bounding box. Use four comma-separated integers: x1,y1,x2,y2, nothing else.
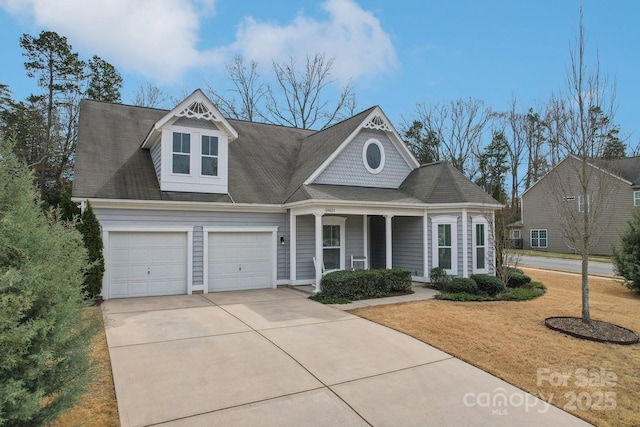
205,55,266,122
266,53,357,130
133,83,168,108
545,9,618,324
411,98,492,179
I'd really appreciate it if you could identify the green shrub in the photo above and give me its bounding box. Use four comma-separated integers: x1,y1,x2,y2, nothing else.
470,274,505,296
317,269,412,301
527,281,546,291
499,287,545,301
429,266,449,290
0,140,100,426
506,272,532,288
435,292,487,301
613,208,640,293
444,277,478,294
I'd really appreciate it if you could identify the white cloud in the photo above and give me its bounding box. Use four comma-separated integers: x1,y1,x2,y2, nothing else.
231,0,398,83
1,0,396,86
1,0,223,83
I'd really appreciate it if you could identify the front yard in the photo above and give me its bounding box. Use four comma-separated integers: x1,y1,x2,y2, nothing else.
351,269,640,427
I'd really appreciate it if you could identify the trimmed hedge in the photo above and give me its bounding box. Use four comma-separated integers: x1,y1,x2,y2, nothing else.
444,277,478,294
470,274,506,296
316,269,412,301
506,272,532,288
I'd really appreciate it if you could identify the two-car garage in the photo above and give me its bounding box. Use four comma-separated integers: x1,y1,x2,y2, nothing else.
105,227,277,299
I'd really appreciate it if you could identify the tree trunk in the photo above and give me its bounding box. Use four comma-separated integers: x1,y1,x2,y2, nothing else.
581,252,590,323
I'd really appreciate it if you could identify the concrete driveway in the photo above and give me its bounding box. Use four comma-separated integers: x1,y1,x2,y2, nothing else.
102,288,591,427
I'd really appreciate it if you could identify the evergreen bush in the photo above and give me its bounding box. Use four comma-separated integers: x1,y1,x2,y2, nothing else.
470,274,506,296
613,208,640,293
0,140,99,426
444,277,479,294
77,200,105,300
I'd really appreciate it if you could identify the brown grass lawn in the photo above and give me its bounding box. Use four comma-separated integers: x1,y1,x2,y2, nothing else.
350,269,640,427
49,309,120,427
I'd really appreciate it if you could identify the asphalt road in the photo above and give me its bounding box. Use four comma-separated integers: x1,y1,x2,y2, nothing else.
516,254,616,276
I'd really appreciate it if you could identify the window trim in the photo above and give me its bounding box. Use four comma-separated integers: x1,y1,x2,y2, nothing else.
431,215,458,275
530,229,548,249
511,229,521,239
362,138,385,174
172,131,191,175
322,216,346,271
200,135,219,177
471,216,489,273
578,195,591,213
634,191,640,207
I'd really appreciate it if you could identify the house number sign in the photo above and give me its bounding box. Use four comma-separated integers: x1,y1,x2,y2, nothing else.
324,208,336,213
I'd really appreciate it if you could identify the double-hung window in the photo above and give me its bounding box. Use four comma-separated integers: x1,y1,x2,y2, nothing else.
201,135,219,176
634,191,640,207
530,229,547,248
172,132,190,174
578,195,590,213
322,217,346,271
432,216,457,275
475,223,486,271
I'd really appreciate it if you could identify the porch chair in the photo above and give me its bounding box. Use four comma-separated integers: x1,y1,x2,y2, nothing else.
312,257,340,275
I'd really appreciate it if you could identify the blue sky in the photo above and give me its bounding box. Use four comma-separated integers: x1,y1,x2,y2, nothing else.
1,0,639,144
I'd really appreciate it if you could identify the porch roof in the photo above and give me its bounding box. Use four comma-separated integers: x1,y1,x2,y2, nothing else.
286,184,423,204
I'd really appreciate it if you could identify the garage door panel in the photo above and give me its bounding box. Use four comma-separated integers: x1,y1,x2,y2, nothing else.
108,232,188,299
208,232,273,292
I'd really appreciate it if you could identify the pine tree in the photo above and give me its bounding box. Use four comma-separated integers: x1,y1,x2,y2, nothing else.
87,55,123,103
77,200,105,300
612,208,640,293
0,136,99,426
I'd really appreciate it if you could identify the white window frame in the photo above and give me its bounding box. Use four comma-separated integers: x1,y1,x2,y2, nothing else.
511,229,521,239
362,138,385,174
172,131,191,175
322,216,346,271
471,216,489,273
530,229,548,248
634,191,640,207
200,134,219,177
431,215,458,275
578,195,590,213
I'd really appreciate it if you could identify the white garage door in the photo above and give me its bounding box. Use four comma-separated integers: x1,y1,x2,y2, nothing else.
108,232,188,298
208,232,273,292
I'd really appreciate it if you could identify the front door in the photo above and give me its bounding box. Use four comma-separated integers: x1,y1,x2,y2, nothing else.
368,216,386,269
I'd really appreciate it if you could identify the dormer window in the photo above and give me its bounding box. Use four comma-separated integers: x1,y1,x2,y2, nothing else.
201,135,219,176
172,132,191,174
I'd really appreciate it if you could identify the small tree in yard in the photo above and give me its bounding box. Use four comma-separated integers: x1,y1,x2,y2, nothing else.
77,200,104,301
613,208,640,293
0,137,99,426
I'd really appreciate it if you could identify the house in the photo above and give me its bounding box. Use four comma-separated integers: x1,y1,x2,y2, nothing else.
72,89,502,299
519,154,640,256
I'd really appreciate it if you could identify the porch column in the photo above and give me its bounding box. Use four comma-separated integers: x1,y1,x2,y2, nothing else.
290,211,296,282
362,215,369,269
385,214,393,269
314,213,323,292
462,208,468,277
423,210,429,281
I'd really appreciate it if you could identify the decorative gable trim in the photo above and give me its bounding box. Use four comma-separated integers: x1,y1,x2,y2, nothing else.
141,89,237,149
363,115,392,132
304,106,419,185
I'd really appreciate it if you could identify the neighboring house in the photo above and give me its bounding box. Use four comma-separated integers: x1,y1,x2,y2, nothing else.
520,154,640,256
72,89,501,299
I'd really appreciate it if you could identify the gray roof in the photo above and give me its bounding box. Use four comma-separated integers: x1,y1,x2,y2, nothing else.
399,161,500,205
590,156,640,187
73,99,499,207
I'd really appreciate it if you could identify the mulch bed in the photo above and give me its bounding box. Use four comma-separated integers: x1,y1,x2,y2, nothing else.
545,316,640,344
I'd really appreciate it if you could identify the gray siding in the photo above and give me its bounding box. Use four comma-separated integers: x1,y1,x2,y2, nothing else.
522,156,635,256
313,129,412,188
95,208,289,280
344,215,364,268
151,142,161,183
296,215,315,280
193,226,203,285
392,216,423,276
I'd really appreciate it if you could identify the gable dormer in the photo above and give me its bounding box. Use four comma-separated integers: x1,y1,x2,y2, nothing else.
306,107,419,189
141,89,237,194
